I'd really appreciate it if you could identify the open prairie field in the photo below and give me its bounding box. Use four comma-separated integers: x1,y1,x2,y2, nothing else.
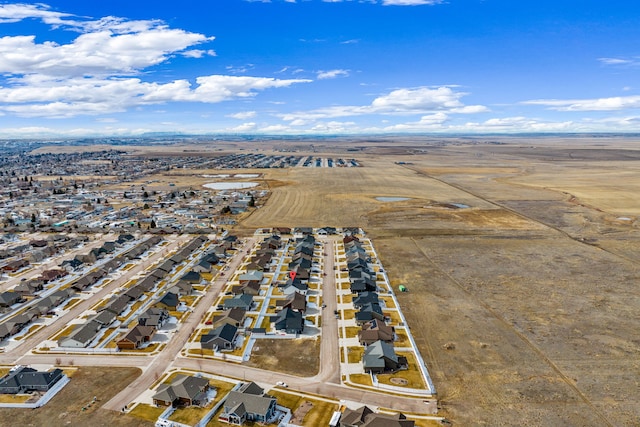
236,137,640,426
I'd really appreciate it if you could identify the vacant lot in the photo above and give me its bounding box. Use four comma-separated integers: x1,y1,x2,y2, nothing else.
247,338,320,377
0,367,151,427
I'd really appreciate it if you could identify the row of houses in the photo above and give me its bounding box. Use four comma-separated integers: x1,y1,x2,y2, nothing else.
343,237,407,375
115,236,219,350
0,288,76,342
56,236,169,349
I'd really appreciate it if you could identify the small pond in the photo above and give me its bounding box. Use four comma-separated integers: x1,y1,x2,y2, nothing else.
203,182,259,190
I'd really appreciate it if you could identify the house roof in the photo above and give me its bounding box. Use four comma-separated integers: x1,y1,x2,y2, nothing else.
224,294,253,309
120,325,156,344
89,309,117,326
273,307,304,332
225,382,275,417
61,320,101,346
0,367,63,391
213,307,246,325
341,405,374,426
157,291,179,308
200,323,237,346
363,340,398,369
152,374,209,404
353,292,379,307
276,291,307,311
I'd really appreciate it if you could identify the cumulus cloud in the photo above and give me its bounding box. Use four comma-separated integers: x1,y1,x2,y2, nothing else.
0,4,311,118
317,69,350,79
0,75,310,117
279,86,487,121
227,111,257,120
227,122,257,132
523,95,640,111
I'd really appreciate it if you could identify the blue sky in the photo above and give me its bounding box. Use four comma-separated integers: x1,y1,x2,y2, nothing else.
1,1,640,137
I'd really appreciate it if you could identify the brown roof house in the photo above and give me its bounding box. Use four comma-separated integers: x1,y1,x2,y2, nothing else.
275,291,307,313
358,319,395,346
152,374,210,407
212,307,246,329
117,325,156,350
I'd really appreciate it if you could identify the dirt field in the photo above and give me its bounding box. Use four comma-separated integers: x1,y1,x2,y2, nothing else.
0,367,151,427
246,338,320,377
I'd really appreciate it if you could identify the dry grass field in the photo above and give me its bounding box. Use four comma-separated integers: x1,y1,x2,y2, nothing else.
0,367,151,427
236,137,640,426
33,136,640,426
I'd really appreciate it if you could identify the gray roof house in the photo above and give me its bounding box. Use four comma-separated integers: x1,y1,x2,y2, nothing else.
58,320,102,348
0,367,64,394
138,307,169,328
152,374,210,407
223,294,253,311
220,382,277,425
272,307,304,335
200,323,238,351
362,340,406,374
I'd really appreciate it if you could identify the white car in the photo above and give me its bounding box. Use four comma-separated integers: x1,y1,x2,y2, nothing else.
276,381,288,387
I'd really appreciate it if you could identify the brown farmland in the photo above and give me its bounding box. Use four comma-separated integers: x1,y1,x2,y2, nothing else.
236,137,640,426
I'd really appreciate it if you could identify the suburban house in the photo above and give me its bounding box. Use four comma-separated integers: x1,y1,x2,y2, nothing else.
220,381,277,425
0,291,24,307
152,374,211,407
354,302,385,324
238,270,264,284
155,291,180,311
352,292,379,308
117,325,156,350
362,340,407,374
0,367,64,394
340,405,415,427
180,271,202,284
275,291,307,313
58,320,101,348
358,319,395,346
200,323,238,351
0,314,32,341
212,307,246,329
223,294,253,311
232,280,261,296
272,307,304,334
138,307,169,328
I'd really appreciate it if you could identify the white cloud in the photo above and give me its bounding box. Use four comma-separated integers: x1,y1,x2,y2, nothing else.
280,86,486,121
317,69,350,80
0,75,310,117
598,57,640,66
181,49,217,58
382,0,443,5
0,5,311,118
227,122,257,132
227,111,257,120
523,95,640,111
0,30,213,77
